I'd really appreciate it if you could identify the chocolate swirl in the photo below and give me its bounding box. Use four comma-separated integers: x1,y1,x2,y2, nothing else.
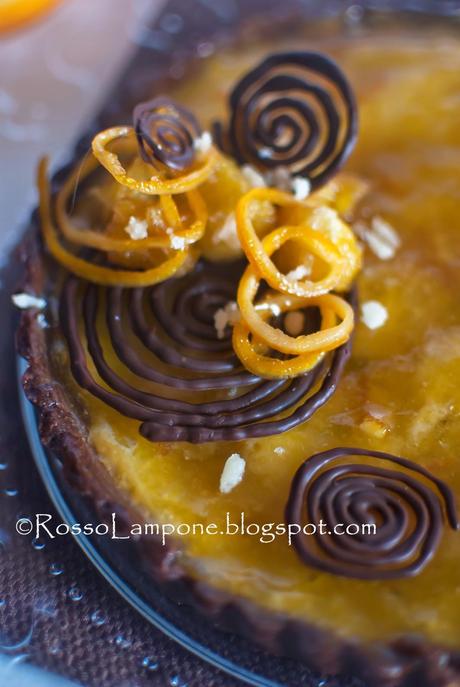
286,448,459,580
213,52,358,189
59,261,355,444
133,96,201,171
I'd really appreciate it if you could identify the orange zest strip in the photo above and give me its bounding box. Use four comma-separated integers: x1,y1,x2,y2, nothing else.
91,126,220,195
38,158,196,287
237,261,354,356
236,187,361,297
55,155,207,252
232,186,359,377
232,293,338,378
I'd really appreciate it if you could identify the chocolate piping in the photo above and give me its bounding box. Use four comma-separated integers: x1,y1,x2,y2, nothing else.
59,262,356,444
213,51,358,189
133,96,201,171
286,447,459,580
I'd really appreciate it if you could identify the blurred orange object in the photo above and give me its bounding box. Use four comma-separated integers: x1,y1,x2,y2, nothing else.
0,0,61,32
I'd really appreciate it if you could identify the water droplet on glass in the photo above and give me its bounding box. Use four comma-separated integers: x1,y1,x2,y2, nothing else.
197,42,214,58
160,13,183,34
170,677,187,687
142,656,159,672
114,634,131,649
48,640,63,657
35,599,57,618
344,4,364,25
67,586,83,602
49,563,64,576
90,610,106,627
32,538,45,550
4,488,18,497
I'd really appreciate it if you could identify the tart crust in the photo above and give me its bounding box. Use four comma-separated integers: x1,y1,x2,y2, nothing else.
15,6,460,685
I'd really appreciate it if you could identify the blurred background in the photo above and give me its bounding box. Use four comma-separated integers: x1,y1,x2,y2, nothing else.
0,0,166,263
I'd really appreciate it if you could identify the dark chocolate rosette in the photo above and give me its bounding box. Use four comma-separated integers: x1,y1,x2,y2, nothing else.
286,448,459,580
59,260,354,444
133,96,201,171
213,51,358,189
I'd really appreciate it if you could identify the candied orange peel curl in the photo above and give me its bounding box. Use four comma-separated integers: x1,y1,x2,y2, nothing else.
231,182,362,378
236,187,361,297
38,159,198,288
92,126,220,196
37,97,225,287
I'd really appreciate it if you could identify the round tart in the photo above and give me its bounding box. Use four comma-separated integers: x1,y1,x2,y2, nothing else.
17,13,460,687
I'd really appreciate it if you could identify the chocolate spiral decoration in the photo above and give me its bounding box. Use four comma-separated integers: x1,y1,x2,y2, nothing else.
213,52,358,189
286,448,459,580
59,261,355,444
133,96,201,171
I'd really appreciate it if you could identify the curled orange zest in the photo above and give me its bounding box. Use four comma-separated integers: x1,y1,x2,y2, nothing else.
236,187,361,297
38,158,196,287
91,126,220,195
55,154,207,252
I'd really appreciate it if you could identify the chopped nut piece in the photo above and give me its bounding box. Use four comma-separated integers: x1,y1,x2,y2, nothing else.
125,216,148,240
214,301,239,339
241,165,266,189
356,215,400,260
170,234,186,250
292,176,311,200
219,453,246,494
193,131,213,155
361,300,388,330
12,293,47,310
212,212,240,251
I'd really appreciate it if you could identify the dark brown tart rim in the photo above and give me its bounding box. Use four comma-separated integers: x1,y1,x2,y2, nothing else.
16,229,460,687
15,7,460,686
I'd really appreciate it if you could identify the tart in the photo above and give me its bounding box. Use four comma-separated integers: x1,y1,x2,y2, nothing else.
17,11,460,687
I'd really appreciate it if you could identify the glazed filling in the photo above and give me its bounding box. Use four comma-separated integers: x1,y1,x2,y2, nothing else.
44,20,460,646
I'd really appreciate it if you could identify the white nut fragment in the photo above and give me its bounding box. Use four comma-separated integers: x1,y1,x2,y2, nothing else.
125,216,148,240
212,212,241,252
170,234,186,250
219,453,246,494
357,215,400,260
291,176,311,201
12,293,47,310
361,300,388,330
214,301,239,339
241,165,266,189
264,167,311,199
194,131,213,155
